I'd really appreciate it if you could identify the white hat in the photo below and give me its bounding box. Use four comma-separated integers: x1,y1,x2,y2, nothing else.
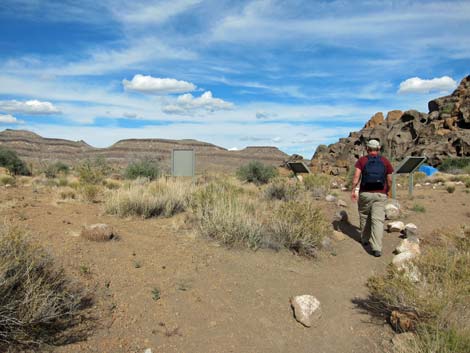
366,139,380,149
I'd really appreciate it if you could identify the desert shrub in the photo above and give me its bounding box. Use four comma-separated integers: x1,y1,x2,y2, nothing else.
105,178,192,218
446,185,456,193
439,157,470,173
464,178,470,188
0,225,86,349
58,177,69,187
76,157,110,185
77,183,100,203
191,181,266,249
364,229,470,352
264,178,302,201
58,187,77,200
269,200,330,257
80,224,115,242
236,161,278,185
0,174,15,186
124,158,160,181
44,162,70,178
411,203,426,213
303,174,330,197
0,147,30,176
103,179,120,190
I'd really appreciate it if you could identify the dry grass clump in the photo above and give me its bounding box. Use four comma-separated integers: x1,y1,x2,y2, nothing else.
264,177,302,201
0,174,15,186
58,187,77,200
105,178,193,218
303,174,330,198
191,180,329,256
270,200,330,257
103,178,120,190
0,225,87,349
80,224,115,241
363,228,470,352
76,183,101,203
413,171,427,185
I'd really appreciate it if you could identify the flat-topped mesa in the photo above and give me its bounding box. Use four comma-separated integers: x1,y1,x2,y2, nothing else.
311,75,470,175
0,129,288,173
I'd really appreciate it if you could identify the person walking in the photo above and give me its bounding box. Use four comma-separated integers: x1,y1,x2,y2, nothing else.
350,139,393,257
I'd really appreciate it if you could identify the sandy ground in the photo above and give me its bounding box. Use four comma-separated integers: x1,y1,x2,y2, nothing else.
1,180,469,353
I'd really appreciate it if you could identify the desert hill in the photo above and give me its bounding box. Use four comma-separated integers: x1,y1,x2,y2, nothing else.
311,75,470,174
0,129,288,173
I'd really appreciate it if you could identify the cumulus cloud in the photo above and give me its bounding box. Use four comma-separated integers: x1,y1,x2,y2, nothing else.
398,76,457,94
123,74,196,94
0,99,60,114
0,114,21,124
162,91,234,115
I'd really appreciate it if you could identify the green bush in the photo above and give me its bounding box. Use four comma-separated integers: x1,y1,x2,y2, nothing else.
439,158,470,173
303,173,331,197
446,185,456,193
0,225,86,349
236,161,278,185
0,147,30,175
44,162,70,178
76,157,110,185
124,158,160,180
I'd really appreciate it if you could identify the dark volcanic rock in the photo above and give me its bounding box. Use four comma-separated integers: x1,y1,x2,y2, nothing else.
311,75,470,174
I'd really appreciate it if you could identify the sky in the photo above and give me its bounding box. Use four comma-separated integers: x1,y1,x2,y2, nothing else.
0,0,469,157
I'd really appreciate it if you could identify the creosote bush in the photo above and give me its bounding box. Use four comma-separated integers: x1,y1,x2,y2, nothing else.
124,158,160,181
0,147,30,176
0,225,87,350
236,161,278,185
363,228,470,353
105,178,192,218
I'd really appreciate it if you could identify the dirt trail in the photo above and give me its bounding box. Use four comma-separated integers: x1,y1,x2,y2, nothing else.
2,184,468,353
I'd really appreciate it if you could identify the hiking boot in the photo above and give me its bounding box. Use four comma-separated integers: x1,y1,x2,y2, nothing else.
372,250,382,257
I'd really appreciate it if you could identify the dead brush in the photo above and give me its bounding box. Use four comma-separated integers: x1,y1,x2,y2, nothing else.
358,228,470,352
80,224,115,241
0,224,89,350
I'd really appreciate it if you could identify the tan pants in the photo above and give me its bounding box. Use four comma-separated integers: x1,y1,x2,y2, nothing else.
358,192,387,252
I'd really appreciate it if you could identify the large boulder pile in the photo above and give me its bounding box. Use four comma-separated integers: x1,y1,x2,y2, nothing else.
311,75,470,174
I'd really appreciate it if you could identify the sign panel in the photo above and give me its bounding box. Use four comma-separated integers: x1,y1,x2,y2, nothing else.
172,149,195,177
287,161,311,174
394,156,427,174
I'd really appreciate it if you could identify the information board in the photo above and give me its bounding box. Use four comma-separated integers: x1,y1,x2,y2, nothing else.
394,156,427,174
172,149,195,177
286,161,311,174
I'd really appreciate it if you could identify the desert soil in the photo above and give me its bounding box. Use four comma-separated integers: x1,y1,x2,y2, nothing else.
1,181,469,353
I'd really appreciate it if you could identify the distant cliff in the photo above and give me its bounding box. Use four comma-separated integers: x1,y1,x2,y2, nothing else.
0,129,288,173
311,75,470,175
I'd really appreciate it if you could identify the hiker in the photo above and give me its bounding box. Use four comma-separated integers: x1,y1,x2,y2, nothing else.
350,139,393,257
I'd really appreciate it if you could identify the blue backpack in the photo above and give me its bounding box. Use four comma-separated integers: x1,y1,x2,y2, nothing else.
361,156,386,190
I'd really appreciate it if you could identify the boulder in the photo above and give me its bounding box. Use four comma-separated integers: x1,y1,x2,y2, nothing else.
404,223,418,237
395,237,420,255
364,112,384,129
387,221,405,233
392,251,419,269
81,224,115,241
290,295,322,327
385,202,400,220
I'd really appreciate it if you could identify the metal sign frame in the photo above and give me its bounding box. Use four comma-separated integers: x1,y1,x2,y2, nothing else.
286,161,311,174
171,148,195,177
392,156,427,199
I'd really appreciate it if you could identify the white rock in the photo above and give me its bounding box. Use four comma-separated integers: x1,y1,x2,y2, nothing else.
415,183,421,187
424,182,431,186
395,237,420,255
404,223,418,237
385,202,400,220
401,263,421,283
325,194,337,202
341,186,348,191
331,181,340,189
387,221,405,233
336,199,347,207
290,295,321,327
144,349,152,353
392,251,418,269
456,181,464,185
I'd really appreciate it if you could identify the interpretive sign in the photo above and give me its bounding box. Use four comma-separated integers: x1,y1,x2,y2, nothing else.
286,161,311,174
172,149,195,177
392,156,427,199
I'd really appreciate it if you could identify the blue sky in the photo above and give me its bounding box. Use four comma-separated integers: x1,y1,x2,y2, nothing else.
0,0,469,156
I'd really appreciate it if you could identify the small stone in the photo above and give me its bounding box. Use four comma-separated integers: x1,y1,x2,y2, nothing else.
341,186,348,191
424,182,431,186
387,221,405,233
395,237,420,255
331,181,340,189
325,194,337,202
290,295,321,327
336,199,347,207
415,183,421,187
404,223,418,237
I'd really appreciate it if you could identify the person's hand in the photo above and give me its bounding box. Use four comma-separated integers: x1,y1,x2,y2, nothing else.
351,190,358,202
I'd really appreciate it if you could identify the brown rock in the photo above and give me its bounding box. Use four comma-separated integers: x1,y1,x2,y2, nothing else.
81,224,115,241
386,110,403,127
364,112,384,129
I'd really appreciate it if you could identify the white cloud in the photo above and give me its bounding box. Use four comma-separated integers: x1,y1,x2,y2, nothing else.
162,91,234,114
0,99,61,114
256,111,277,119
123,74,196,94
398,76,457,94
0,114,20,124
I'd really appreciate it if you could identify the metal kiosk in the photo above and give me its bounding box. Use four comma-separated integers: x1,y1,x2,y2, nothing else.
171,148,195,177
392,156,427,199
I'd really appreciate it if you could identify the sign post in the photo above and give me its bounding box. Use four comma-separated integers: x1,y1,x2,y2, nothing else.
392,156,427,199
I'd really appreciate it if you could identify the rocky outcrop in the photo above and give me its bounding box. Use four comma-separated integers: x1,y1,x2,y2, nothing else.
311,75,470,174
0,129,288,173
